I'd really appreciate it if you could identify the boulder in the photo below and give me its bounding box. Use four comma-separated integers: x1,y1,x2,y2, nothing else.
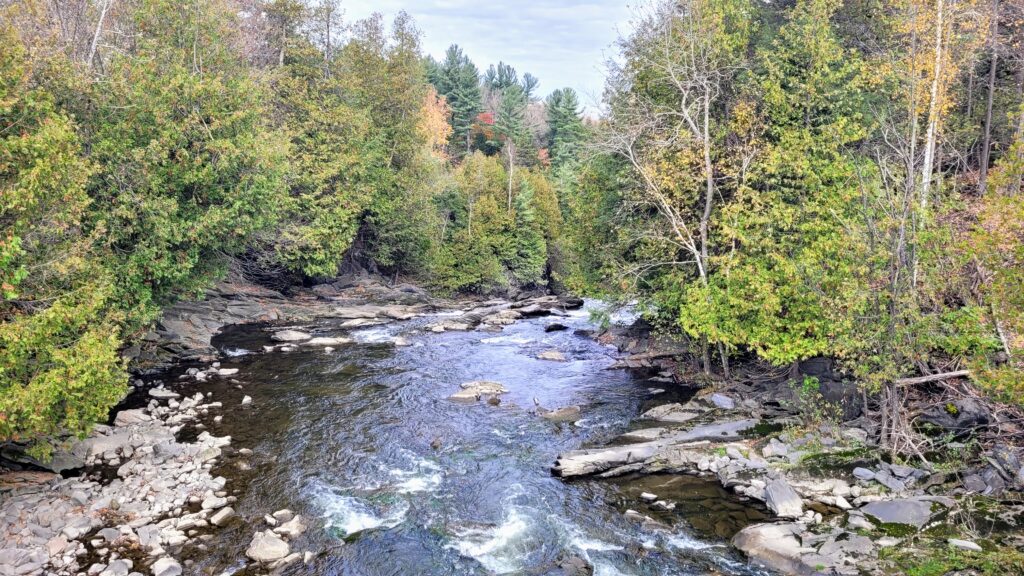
449,381,508,402
114,409,152,427
545,323,570,333
861,498,935,528
733,523,816,576
538,350,567,362
272,515,307,539
708,393,736,410
919,397,990,434
246,530,290,563
765,478,804,519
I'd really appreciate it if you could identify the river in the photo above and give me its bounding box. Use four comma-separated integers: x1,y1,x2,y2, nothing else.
148,304,769,575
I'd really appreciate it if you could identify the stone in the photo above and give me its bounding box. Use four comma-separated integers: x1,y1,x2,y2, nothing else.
732,523,808,576
948,538,982,552
852,467,875,481
538,350,567,362
450,381,508,402
762,438,789,458
150,557,182,576
861,498,934,528
919,397,990,433
304,337,352,347
241,396,253,406
246,530,290,563
545,323,569,332
201,496,227,510
640,403,701,424
819,533,874,556
114,409,153,427
271,330,311,342
100,560,132,576
639,492,658,502
764,478,804,519
708,393,735,410
209,507,235,527
846,512,875,531
887,464,917,479
216,368,239,376
538,405,582,423
148,388,180,400
272,515,307,539
272,509,295,522
872,469,907,493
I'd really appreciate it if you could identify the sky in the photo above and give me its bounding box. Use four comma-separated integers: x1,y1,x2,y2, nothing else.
339,1,637,113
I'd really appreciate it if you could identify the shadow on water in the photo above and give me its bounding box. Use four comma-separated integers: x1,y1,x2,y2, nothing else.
157,307,770,575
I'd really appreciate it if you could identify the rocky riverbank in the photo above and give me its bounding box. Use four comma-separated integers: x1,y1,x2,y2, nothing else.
558,327,1024,575
0,273,588,576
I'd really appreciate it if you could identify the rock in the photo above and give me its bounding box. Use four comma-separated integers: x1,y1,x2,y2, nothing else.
555,554,594,576
272,515,307,539
846,512,875,531
151,557,182,576
246,530,290,563
538,350,567,362
948,538,982,552
962,473,987,493
919,397,991,434
201,496,227,510
148,388,180,400
765,478,804,519
539,405,582,423
762,438,789,458
872,469,907,493
708,393,735,410
545,323,569,332
216,368,239,376
852,467,876,481
241,396,253,406
639,492,658,502
272,509,295,523
640,403,702,424
271,330,312,342
732,523,812,576
100,560,132,576
861,498,935,528
304,336,352,347
450,381,508,402
114,409,153,427
887,464,918,479
819,533,874,556
841,427,869,444
210,506,235,527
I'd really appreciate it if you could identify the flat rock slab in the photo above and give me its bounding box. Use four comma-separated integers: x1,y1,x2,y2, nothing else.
861,498,935,528
246,530,290,562
765,478,804,519
732,523,817,576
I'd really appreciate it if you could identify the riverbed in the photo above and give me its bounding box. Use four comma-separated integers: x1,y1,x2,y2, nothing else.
128,305,769,575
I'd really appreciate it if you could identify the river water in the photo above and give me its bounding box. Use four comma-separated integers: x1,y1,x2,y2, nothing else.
159,305,769,575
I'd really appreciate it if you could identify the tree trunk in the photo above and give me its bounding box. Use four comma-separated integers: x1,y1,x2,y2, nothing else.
1012,66,1024,196
920,0,945,210
507,142,515,211
87,0,110,69
979,0,999,195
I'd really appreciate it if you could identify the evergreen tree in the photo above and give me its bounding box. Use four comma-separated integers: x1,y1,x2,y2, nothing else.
428,45,483,156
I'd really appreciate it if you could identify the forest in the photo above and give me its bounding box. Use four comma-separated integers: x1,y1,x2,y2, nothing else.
2,0,1023,470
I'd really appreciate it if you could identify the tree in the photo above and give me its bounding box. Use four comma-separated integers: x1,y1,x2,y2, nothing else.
546,88,586,167
0,26,125,456
427,44,482,156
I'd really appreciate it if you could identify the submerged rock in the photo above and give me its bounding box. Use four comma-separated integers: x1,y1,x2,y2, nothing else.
449,381,508,402
537,350,567,362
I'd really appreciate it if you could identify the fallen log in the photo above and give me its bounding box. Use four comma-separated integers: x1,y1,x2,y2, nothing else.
551,419,756,478
895,370,971,387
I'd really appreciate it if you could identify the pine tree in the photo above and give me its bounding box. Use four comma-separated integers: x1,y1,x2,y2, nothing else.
429,45,482,156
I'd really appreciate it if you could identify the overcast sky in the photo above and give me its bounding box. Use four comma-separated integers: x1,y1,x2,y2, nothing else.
339,1,636,112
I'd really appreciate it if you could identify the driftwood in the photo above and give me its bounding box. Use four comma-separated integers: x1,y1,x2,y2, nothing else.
895,370,971,387
551,419,756,478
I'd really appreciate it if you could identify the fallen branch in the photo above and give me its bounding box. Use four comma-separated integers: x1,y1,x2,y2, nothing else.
895,370,971,387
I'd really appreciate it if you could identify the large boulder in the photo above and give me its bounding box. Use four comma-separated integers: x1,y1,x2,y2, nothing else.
765,478,804,519
732,523,817,576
